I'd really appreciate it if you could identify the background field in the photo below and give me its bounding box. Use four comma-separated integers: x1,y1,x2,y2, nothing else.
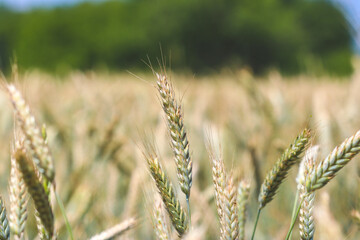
0,67,360,239
0,0,360,239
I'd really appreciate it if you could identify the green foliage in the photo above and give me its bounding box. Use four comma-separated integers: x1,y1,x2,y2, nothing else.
0,0,354,75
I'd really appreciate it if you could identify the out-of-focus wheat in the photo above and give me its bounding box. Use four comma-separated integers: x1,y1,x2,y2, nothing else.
207,142,226,232
15,148,54,239
237,181,250,240
89,217,137,240
153,200,170,240
9,141,28,240
6,84,55,183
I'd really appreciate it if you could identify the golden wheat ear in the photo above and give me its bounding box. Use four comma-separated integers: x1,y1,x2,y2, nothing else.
206,137,226,235
222,176,239,240
9,140,28,240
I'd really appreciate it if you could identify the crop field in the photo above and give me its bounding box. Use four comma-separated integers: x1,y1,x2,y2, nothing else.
0,68,360,239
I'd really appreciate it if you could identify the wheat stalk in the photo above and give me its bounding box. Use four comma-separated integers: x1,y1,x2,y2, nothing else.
6,84,55,183
14,148,54,239
258,128,311,208
0,197,10,240
9,141,28,240
145,150,188,236
306,130,360,192
89,217,137,240
155,73,192,199
237,180,250,240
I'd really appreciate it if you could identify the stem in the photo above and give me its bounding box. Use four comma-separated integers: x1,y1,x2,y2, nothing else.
285,198,304,240
54,189,74,240
186,195,191,228
288,189,299,240
251,208,261,240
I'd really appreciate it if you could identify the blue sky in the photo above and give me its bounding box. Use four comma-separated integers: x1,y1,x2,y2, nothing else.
0,0,98,10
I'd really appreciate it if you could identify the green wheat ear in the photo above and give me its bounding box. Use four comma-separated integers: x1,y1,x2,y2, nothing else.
307,129,360,192
259,128,311,209
145,149,188,236
0,197,10,240
155,73,192,199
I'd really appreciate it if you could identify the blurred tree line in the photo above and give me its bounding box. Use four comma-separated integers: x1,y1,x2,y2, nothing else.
0,0,354,75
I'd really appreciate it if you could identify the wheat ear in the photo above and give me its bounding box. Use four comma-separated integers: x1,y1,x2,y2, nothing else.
145,151,188,236
14,149,54,239
237,180,250,240
0,197,10,240
89,217,137,240
6,84,54,183
153,201,170,240
222,177,239,240
9,143,28,240
298,149,315,240
258,129,311,208
207,141,226,233
306,130,360,192
155,73,192,199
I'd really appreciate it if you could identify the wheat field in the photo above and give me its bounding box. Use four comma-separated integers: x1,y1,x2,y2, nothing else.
0,67,360,239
